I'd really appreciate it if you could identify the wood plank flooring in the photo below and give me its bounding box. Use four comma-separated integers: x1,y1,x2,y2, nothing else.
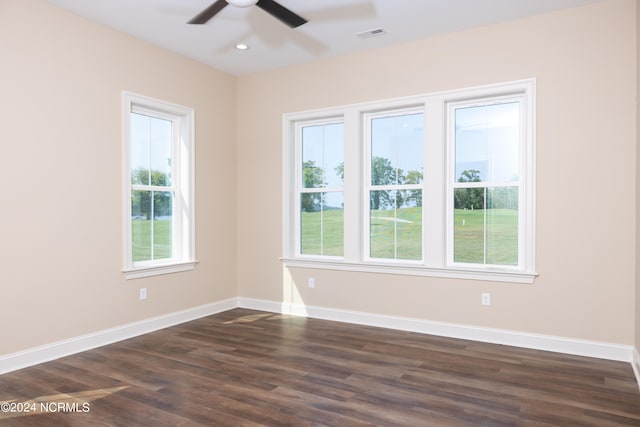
1,308,639,426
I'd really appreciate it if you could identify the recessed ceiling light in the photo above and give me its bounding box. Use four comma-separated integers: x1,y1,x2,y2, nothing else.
235,43,250,50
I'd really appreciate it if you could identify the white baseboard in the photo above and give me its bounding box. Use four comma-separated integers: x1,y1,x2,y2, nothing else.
0,298,237,375
633,348,640,390
1,296,635,376
237,297,634,363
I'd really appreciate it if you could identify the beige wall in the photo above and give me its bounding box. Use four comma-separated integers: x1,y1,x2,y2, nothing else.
237,0,637,345
636,0,640,352
0,0,237,355
1,0,637,359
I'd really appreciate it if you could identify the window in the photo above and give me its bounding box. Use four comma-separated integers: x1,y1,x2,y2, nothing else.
122,92,196,279
297,120,344,257
283,80,535,283
366,110,424,261
449,98,523,268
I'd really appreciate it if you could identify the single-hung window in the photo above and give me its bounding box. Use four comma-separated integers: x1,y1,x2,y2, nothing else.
296,120,344,257
122,92,196,279
365,110,424,261
448,96,528,269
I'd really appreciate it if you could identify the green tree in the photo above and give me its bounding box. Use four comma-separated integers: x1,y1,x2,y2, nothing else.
455,169,484,210
335,162,344,182
371,156,398,186
458,169,481,183
131,168,172,186
370,156,401,209
338,158,424,209
301,160,324,212
403,168,423,207
131,168,173,220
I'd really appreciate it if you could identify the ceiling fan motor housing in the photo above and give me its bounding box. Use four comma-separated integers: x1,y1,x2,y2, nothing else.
226,0,259,7
189,0,307,28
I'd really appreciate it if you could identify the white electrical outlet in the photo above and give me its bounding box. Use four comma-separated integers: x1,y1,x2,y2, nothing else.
481,293,491,306
308,277,315,288
140,288,147,300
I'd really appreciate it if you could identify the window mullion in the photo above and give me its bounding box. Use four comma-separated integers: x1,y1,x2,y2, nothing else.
342,109,361,263
150,190,155,261
132,184,176,192
424,97,445,268
483,187,487,265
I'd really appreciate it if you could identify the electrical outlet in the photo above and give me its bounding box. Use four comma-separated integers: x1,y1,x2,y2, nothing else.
140,288,147,300
308,277,315,288
481,293,491,306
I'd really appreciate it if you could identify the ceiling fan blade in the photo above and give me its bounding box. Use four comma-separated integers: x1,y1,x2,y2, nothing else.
188,0,228,24
256,0,307,28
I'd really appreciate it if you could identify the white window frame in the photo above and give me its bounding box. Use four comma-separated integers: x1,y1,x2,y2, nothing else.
294,117,345,260
363,107,425,264
282,79,536,283
446,94,533,272
122,92,196,279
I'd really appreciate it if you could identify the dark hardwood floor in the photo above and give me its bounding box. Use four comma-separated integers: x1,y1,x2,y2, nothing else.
1,308,639,426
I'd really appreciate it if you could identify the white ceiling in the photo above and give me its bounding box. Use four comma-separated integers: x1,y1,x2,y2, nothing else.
46,0,600,76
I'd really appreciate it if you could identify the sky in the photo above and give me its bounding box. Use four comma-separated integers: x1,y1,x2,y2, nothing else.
301,112,425,188
293,102,521,211
130,112,173,185
371,112,424,183
454,102,520,183
130,101,519,191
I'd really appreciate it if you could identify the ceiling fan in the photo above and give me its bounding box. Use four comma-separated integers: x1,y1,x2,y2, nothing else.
188,0,307,28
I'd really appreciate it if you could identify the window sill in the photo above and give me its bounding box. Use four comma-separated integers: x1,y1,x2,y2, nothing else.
123,260,198,280
281,258,536,284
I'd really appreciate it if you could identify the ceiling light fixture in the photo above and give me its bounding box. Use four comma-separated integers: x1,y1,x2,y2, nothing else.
227,0,258,7
235,43,250,50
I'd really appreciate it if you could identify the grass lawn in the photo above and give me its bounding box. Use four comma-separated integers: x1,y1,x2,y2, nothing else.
301,209,344,256
454,208,518,265
370,207,422,260
132,219,172,262
300,207,423,260
300,208,518,265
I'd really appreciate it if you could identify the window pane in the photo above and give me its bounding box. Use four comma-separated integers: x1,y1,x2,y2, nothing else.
302,123,344,188
130,114,150,185
322,192,344,256
486,187,518,265
370,190,395,258
454,187,518,265
454,189,485,264
131,190,152,262
130,112,172,187
150,118,172,186
370,190,422,260
455,102,519,183
300,192,344,256
397,191,422,260
371,113,423,186
301,194,320,254
131,190,174,262
153,191,173,260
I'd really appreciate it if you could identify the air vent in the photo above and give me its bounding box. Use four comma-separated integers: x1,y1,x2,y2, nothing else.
356,28,387,39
